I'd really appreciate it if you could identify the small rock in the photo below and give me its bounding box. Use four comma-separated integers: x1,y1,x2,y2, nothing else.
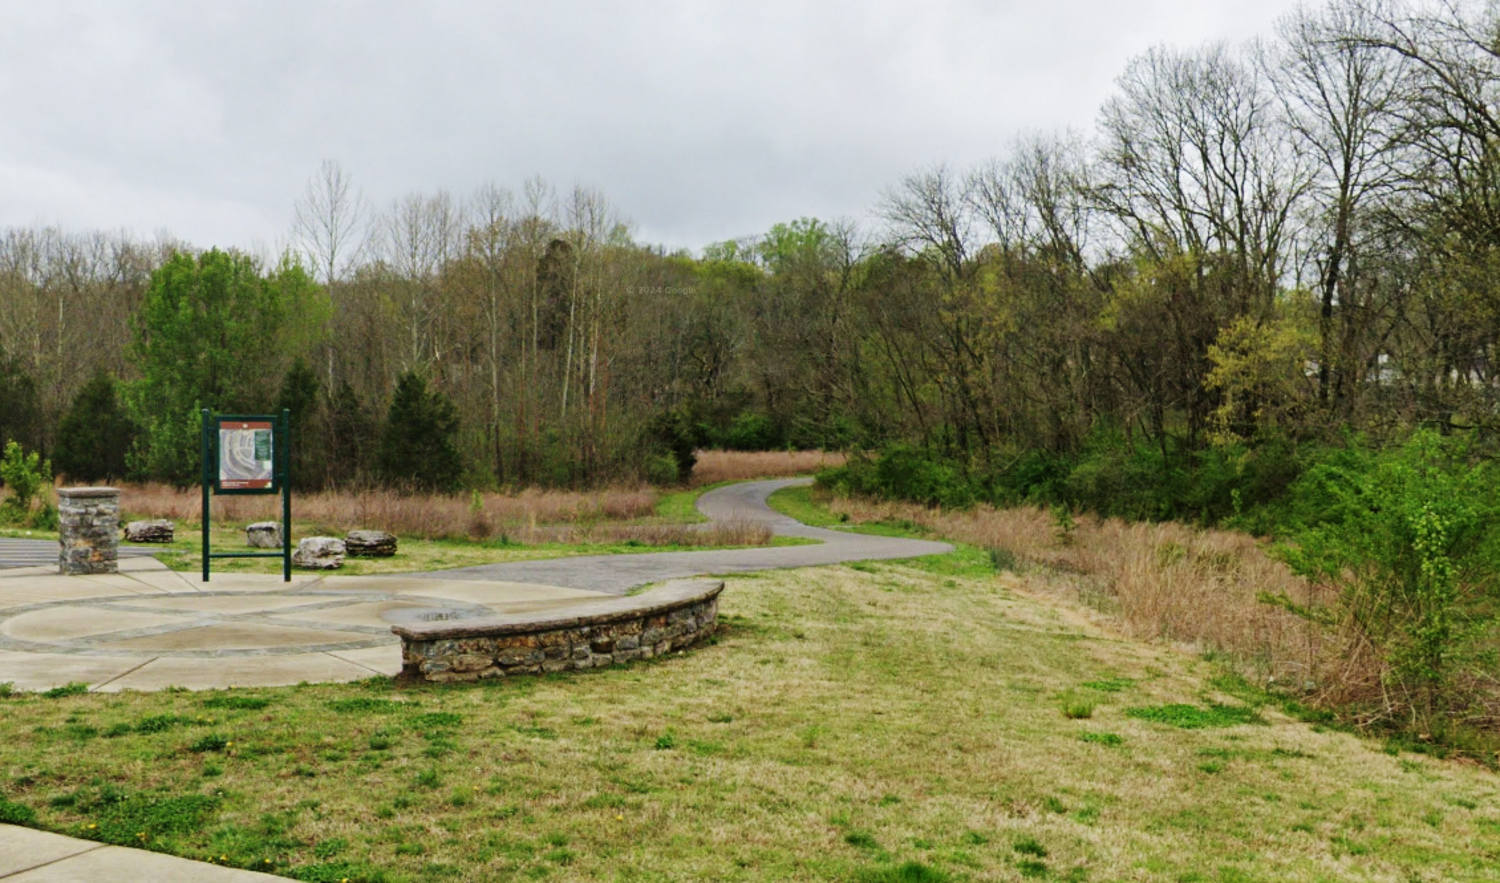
345,529,397,557
293,536,345,569
246,522,282,548
122,519,174,543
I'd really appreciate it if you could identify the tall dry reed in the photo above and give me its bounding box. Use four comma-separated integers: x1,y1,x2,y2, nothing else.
113,483,773,547
825,494,1331,690
117,483,658,541
690,450,846,486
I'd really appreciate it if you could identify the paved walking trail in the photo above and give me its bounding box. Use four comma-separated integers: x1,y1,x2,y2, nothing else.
0,478,949,880
420,478,952,592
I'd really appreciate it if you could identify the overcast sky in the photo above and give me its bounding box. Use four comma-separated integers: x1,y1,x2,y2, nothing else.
2,0,1308,255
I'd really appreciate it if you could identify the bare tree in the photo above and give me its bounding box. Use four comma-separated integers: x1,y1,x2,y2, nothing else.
880,165,974,285
1270,1,1408,411
378,190,464,371
293,160,365,391
1097,43,1310,310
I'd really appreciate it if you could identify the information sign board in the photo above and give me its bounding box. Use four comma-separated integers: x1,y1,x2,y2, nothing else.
202,410,292,581
217,419,274,491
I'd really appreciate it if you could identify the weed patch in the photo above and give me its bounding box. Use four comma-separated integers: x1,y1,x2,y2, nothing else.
0,799,36,825
327,697,408,714
1079,730,1123,747
1082,677,1134,692
1126,703,1264,729
43,682,88,698
83,790,219,847
135,714,190,734
853,861,952,882
188,734,229,753
202,695,272,711
1059,695,1095,719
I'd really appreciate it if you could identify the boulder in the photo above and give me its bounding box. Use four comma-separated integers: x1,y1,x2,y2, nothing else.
246,522,282,548
122,519,174,543
292,536,346,570
345,529,397,557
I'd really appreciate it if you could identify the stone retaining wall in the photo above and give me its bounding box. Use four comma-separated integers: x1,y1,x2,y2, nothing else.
392,579,723,683
58,487,120,575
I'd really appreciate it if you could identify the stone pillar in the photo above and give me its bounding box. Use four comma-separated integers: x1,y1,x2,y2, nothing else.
58,487,120,575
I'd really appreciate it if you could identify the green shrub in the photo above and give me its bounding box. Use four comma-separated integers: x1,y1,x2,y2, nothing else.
0,440,51,525
1061,430,1183,521
820,445,978,509
647,409,697,483
643,453,680,487
721,411,780,450
1271,430,1500,731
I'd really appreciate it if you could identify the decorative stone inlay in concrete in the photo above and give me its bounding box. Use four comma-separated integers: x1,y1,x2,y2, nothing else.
58,487,120,575
393,578,722,682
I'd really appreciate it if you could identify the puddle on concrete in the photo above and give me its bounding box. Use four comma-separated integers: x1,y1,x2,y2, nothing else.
381,606,479,626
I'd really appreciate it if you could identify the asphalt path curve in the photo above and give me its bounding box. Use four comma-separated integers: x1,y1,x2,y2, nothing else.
415,477,952,594
0,539,158,570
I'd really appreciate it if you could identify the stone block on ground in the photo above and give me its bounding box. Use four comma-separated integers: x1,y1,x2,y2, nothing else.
123,519,174,543
293,536,345,569
345,529,397,557
246,522,281,548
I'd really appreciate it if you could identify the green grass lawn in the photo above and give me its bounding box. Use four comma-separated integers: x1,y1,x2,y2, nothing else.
144,524,809,577
649,482,721,523
1,549,1498,880
767,484,933,539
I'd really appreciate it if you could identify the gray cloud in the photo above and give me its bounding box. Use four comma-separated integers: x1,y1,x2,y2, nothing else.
2,0,1305,252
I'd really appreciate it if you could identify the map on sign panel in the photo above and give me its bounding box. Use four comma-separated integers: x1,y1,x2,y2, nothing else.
219,420,273,490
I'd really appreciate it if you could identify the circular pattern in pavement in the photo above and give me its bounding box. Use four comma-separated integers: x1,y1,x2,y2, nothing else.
0,590,494,658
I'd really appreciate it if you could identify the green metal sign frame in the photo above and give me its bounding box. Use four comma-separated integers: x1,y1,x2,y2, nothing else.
200,409,291,582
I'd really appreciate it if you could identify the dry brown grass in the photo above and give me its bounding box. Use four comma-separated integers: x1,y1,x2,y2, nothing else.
825,494,1332,690
115,483,774,548
689,449,846,486
117,483,661,541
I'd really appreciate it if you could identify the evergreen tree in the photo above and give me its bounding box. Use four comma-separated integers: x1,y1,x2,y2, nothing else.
326,379,375,488
276,357,321,490
0,346,41,456
53,370,135,483
377,371,463,492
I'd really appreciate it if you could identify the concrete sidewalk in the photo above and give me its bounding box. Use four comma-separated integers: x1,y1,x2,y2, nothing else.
0,556,607,693
0,825,282,881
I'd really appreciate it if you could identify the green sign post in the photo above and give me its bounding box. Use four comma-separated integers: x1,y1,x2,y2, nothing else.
200,409,291,582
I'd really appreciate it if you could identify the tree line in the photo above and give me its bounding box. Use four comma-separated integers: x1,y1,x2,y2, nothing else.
2,0,1499,501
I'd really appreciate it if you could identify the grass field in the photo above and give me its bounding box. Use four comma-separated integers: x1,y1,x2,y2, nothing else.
2,469,1495,879
147,525,802,577
2,546,1498,880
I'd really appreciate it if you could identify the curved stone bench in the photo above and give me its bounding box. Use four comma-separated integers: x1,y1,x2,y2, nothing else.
392,578,723,683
